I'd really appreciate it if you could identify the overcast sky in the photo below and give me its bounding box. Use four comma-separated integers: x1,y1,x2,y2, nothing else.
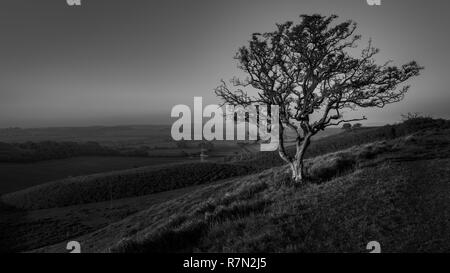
0,0,449,127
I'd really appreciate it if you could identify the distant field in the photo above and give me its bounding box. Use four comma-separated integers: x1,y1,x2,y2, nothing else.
0,125,173,148
0,156,190,194
0,125,344,195
0,124,342,147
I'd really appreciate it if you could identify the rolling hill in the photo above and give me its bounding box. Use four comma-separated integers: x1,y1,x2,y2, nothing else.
31,127,450,252
0,162,257,210
1,118,449,253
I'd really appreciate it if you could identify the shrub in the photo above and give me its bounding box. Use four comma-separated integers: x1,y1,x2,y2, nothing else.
307,152,356,181
342,123,352,131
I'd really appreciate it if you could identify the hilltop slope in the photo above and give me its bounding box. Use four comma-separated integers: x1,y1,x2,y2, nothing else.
33,128,450,253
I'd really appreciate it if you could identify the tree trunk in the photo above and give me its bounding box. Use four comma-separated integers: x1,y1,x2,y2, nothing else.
291,134,312,183
290,160,305,183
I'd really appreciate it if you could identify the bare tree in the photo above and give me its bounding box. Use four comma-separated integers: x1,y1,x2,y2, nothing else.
215,14,423,183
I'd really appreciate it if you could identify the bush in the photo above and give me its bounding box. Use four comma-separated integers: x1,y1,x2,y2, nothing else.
307,152,356,181
342,123,352,131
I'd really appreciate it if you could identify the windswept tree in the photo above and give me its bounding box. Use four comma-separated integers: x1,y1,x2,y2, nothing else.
215,14,423,183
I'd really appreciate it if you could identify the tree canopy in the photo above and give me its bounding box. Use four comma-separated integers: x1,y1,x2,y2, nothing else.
215,14,423,182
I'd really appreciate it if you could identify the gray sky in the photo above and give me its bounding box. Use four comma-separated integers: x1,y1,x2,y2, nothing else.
0,0,449,127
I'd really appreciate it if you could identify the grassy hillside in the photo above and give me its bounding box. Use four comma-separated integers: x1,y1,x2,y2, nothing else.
32,126,450,253
1,117,448,253
0,157,192,195
233,117,450,169
0,178,231,252
1,162,256,210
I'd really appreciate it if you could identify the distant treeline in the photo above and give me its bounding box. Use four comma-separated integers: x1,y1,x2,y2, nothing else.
233,116,450,169
0,141,122,162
